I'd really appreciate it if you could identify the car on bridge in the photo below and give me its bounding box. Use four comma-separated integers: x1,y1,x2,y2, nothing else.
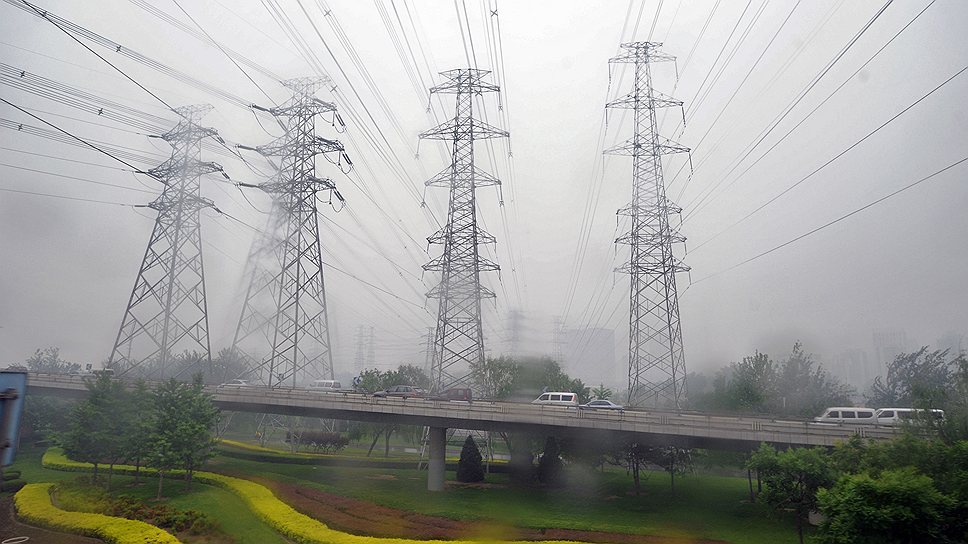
372,385,425,399
427,387,473,402
579,399,624,412
813,407,877,424
217,379,254,388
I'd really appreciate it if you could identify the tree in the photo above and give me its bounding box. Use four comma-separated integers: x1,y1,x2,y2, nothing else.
456,435,485,483
178,375,220,489
208,347,248,385
393,364,430,389
647,446,692,494
147,379,185,499
60,372,124,486
591,384,613,400
713,351,776,413
470,355,519,399
771,343,854,418
748,444,835,544
60,401,109,483
146,376,219,497
537,436,564,486
25,347,80,374
867,347,954,407
816,468,955,544
123,379,154,484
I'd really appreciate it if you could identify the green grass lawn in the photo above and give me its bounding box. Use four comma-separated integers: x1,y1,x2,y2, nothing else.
7,447,286,544
207,454,801,544
9,443,802,544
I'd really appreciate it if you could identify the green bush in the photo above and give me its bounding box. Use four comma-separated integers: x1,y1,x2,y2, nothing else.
456,435,485,483
14,483,180,543
3,470,22,480
2,479,27,492
816,468,955,544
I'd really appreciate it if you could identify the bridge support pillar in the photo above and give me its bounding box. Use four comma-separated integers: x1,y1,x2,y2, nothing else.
427,426,446,491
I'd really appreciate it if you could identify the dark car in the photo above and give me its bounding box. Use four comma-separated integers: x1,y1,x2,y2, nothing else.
372,385,426,399
428,387,473,402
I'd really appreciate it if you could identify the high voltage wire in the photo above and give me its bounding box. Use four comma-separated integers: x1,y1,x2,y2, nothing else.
1,97,144,170
682,0,896,216
683,0,938,226
689,61,966,254
689,156,968,287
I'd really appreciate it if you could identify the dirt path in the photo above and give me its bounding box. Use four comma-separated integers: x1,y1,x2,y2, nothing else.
248,476,726,544
0,495,104,544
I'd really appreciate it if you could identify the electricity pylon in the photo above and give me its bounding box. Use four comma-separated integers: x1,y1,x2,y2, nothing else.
109,104,223,378
606,42,690,409
233,77,349,389
419,69,507,391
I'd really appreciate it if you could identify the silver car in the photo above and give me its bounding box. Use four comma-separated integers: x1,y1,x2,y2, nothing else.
579,399,625,411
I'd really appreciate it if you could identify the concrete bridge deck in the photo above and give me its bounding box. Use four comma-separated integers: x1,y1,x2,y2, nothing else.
27,372,895,451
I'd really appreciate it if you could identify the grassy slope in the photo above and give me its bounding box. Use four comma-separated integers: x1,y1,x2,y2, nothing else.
8,447,287,544
207,454,799,544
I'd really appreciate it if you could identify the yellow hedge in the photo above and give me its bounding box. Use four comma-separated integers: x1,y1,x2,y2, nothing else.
42,448,578,544
14,483,181,544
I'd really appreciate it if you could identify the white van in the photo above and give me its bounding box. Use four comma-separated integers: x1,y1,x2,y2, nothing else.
813,407,877,424
874,408,945,426
307,379,343,392
531,392,579,407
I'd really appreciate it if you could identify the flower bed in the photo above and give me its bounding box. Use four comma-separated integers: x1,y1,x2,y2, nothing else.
14,482,181,544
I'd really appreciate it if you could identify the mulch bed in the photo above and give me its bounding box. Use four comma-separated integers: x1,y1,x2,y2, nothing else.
0,495,104,544
246,476,727,544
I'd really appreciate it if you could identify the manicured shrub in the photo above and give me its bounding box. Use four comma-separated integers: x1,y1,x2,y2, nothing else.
14,483,180,543
1,479,27,492
537,437,564,486
457,436,485,483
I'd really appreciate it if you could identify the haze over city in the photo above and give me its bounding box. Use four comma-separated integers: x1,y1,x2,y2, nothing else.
1,0,966,393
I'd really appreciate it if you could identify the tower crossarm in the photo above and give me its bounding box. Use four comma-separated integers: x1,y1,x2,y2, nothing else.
429,68,500,94
146,159,225,183
240,135,344,159
604,136,689,156
607,90,683,110
425,163,501,188
608,41,677,64
419,117,509,140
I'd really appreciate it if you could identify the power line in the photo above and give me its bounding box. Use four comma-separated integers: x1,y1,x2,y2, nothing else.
1,96,142,170
690,155,968,286
689,62,967,253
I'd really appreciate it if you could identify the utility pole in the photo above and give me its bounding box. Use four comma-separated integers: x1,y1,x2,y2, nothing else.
419,69,507,392
606,43,690,409
233,77,350,389
109,104,223,379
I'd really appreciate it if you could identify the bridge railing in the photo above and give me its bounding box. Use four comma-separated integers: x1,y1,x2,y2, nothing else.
26,373,897,444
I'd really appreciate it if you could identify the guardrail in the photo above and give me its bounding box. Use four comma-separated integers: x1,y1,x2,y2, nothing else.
26,372,897,448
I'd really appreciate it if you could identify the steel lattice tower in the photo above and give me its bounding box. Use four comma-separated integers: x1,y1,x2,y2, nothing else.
109,104,223,378
420,69,507,391
606,43,690,409
233,77,348,389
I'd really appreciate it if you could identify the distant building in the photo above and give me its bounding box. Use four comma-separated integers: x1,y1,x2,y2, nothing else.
872,329,910,374
936,331,966,357
562,327,617,389
834,348,874,390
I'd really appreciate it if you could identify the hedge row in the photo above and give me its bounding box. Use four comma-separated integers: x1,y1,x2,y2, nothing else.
14,483,181,544
41,448,574,544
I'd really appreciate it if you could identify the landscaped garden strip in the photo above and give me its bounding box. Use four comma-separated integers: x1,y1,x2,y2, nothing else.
14,482,181,544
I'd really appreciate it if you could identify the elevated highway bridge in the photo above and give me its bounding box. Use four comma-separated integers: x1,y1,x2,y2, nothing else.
26,372,898,490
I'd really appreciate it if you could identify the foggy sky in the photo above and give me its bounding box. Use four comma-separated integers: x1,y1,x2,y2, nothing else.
1,0,966,391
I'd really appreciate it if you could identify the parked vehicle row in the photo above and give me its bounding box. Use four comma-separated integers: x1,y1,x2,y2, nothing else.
813,406,944,426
